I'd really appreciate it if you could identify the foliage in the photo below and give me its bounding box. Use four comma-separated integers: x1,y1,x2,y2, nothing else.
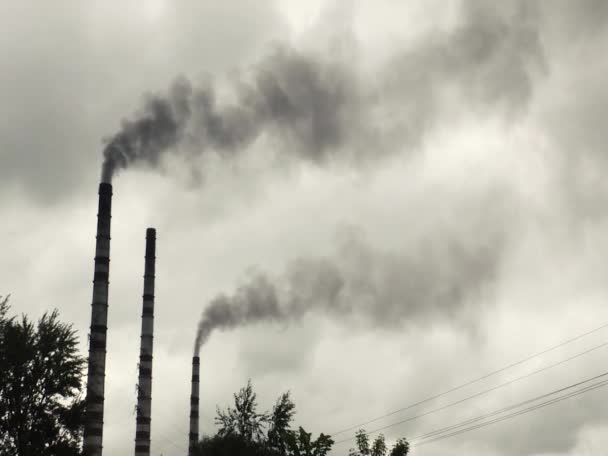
195,381,334,456
216,380,269,442
0,298,86,456
349,430,409,456
0,295,10,325
196,434,273,456
199,383,411,456
371,433,387,456
389,438,410,456
267,392,296,454
284,427,334,456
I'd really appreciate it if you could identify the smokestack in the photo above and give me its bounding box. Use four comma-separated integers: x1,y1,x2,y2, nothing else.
188,356,200,455
134,228,156,456
83,183,113,456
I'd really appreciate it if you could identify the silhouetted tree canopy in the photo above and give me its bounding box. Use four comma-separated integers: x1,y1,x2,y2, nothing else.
216,380,269,442
193,381,334,456
267,392,296,454
0,297,86,456
283,427,334,456
348,430,410,456
196,434,274,456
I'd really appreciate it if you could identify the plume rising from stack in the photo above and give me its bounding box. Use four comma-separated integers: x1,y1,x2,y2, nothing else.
134,228,156,456
188,356,200,455
193,227,504,354
101,1,541,183
83,183,113,456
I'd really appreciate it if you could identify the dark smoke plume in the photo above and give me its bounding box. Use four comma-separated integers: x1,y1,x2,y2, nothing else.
101,48,361,183
194,225,504,355
101,0,542,183
101,79,194,183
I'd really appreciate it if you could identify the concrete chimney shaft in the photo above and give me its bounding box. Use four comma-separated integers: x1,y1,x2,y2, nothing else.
83,183,113,456
135,228,156,456
188,356,200,455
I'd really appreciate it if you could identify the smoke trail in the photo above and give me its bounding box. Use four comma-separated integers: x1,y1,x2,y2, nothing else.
194,224,505,355
194,274,283,355
101,48,361,183
101,0,542,183
101,78,194,183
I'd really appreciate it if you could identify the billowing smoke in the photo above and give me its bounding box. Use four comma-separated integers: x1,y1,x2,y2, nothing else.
101,0,542,183
194,223,505,355
101,80,193,183
101,48,362,183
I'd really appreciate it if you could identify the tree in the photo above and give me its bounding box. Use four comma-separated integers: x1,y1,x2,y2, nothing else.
349,430,409,456
284,427,333,456
196,384,409,456
216,380,269,442
389,438,410,456
0,295,9,325
354,430,370,456
194,381,333,456
267,392,296,455
371,433,387,456
196,434,272,456
0,298,86,456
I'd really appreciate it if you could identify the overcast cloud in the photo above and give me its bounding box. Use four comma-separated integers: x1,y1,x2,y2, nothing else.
2,1,608,455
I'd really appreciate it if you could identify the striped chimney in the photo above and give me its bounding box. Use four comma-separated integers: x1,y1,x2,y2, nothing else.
83,183,113,456
135,228,156,456
188,356,200,455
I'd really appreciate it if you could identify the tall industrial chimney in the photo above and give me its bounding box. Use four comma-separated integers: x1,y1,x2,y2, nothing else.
188,356,200,455
83,183,113,456
135,228,156,456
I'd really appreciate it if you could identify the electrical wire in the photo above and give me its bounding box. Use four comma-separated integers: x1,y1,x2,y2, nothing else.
414,376,608,446
329,320,608,437
154,433,189,455
153,423,190,454
410,371,608,442
333,340,608,444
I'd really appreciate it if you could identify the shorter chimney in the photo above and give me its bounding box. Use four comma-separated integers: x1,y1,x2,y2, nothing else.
134,228,156,456
188,356,200,455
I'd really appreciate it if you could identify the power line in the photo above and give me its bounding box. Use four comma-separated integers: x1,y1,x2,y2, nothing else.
411,370,608,442
415,380,608,445
153,427,189,454
414,376,608,446
333,340,608,444
161,419,190,438
329,320,608,437
155,435,189,455
336,370,608,454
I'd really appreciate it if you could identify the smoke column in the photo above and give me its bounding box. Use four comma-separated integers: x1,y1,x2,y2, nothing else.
134,228,156,456
193,226,503,354
100,47,360,184
83,183,113,456
100,1,542,183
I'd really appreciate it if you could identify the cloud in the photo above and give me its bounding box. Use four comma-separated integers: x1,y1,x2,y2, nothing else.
194,191,509,353
4,2,608,456
101,0,544,185
0,0,285,202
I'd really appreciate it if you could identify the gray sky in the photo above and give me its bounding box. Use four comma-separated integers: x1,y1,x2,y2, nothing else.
2,1,608,455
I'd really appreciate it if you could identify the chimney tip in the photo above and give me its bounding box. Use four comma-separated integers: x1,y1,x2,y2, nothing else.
98,182,112,193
